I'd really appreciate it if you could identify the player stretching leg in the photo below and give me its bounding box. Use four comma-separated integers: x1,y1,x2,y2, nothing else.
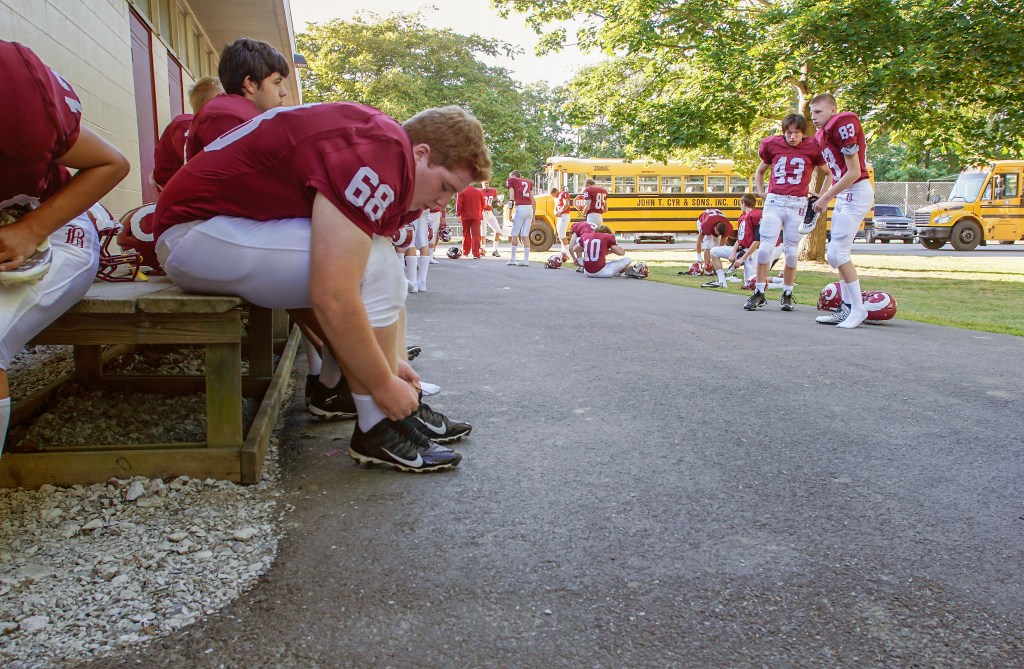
480,181,502,256
745,113,824,311
506,170,535,266
808,94,873,329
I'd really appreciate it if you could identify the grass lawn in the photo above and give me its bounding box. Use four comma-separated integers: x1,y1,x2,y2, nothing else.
626,249,1024,337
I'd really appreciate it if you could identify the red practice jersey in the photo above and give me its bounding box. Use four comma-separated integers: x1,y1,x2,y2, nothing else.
0,41,82,206
480,187,497,211
152,113,193,189
698,209,733,237
184,93,259,158
579,232,618,274
155,103,416,241
555,189,570,215
758,135,824,197
506,176,534,205
583,185,609,214
570,220,596,238
736,209,763,248
816,111,869,185
456,185,485,221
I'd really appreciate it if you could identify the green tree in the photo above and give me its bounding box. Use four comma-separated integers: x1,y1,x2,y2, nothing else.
494,0,1024,258
296,11,560,180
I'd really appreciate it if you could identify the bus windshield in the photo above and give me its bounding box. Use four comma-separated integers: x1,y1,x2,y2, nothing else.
948,172,988,202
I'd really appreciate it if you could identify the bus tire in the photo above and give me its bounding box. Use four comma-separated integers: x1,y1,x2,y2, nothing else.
920,238,945,250
529,222,555,252
950,220,982,251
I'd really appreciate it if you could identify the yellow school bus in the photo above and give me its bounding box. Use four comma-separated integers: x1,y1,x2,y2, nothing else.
914,160,1024,250
526,157,752,250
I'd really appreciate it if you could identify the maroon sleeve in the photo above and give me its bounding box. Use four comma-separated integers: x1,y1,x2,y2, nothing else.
757,137,774,164
297,133,413,237
152,115,192,188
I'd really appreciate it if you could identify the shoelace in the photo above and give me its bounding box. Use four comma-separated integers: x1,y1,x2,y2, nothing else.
374,422,420,460
417,403,448,429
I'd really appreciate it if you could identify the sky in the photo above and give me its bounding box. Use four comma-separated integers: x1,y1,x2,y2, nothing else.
288,0,601,86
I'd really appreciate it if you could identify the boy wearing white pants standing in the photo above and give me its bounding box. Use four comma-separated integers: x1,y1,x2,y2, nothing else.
505,170,535,266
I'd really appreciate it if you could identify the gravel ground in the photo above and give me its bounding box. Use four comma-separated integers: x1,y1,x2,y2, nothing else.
1,345,284,668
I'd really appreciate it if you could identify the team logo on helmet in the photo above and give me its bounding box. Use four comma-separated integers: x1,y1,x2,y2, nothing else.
687,262,703,276
438,226,451,243
91,203,143,282
817,281,842,311
546,254,563,269
116,203,164,275
446,246,462,259
627,261,649,279
391,224,415,249
862,290,897,322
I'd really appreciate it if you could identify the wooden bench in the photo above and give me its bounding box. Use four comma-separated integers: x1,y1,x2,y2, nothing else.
0,277,298,488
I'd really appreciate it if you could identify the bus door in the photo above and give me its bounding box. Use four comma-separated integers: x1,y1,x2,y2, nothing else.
981,169,1024,242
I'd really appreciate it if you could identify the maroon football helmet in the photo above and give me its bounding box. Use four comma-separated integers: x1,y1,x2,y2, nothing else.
116,203,164,274
438,225,452,243
687,261,703,275
88,203,142,282
817,281,842,311
546,254,563,269
446,246,462,259
862,290,897,322
742,277,756,291
391,224,414,249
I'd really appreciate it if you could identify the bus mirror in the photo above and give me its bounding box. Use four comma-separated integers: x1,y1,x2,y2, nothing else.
931,194,941,203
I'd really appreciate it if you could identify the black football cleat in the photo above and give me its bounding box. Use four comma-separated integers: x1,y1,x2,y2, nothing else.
743,290,767,311
407,402,472,444
406,344,421,361
349,419,461,472
780,291,795,311
309,377,357,419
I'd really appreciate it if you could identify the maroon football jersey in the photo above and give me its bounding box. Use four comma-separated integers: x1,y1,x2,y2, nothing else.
184,93,259,158
506,176,534,205
583,186,609,214
0,41,82,206
456,185,484,221
816,111,868,185
579,232,618,273
758,135,824,197
152,113,193,188
155,103,416,241
570,220,597,238
698,210,732,237
480,187,497,211
737,209,763,248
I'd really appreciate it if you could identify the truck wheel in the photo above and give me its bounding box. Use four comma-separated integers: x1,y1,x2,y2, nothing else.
950,220,982,251
920,238,945,250
528,222,554,252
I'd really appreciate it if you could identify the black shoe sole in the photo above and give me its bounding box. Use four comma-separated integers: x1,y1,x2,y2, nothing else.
743,303,766,311
407,345,421,361
781,305,794,311
347,447,460,472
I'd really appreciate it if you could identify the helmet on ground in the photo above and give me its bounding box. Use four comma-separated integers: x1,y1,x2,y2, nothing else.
89,203,142,282
742,278,756,291
447,246,462,259
687,262,703,275
546,254,563,269
817,281,842,311
0,202,52,287
391,224,414,249
116,203,164,274
629,261,649,278
862,290,898,322
438,226,451,243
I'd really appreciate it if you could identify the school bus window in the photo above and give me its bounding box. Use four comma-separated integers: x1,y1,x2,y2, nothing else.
1005,174,1019,198
567,173,586,193
662,176,682,193
685,176,704,193
592,175,613,190
638,176,659,193
730,176,749,193
614,177,637,194
708,176,727,193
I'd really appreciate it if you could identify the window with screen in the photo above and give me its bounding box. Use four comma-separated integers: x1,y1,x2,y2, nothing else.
638,177,659,193
707,176,727,193
662,177,682,193
685,176,705,193
592,175,613,190
730,176,749,193
614,177,637,193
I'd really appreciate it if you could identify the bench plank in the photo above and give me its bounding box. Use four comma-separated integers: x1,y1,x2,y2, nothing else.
30,313,241,345
138,285,245,314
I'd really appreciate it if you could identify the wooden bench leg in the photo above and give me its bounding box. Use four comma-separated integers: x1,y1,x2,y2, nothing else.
248,306,274,380
206,342,243,448
73,345,103,382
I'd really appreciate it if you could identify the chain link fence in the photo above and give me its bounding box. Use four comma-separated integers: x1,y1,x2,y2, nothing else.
874,181,955,214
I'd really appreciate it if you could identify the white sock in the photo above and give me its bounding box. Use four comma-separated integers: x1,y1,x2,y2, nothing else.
839,280,850,304
755,282,766,293
846,280,864,310
404,255,417,286
417,256,431,289
320,349,343,388
301,335,322,376
0,397,10,457
522,247,530,262
510,245,518,262
783,284,794,294
716,269,726,284
353,393,388,432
